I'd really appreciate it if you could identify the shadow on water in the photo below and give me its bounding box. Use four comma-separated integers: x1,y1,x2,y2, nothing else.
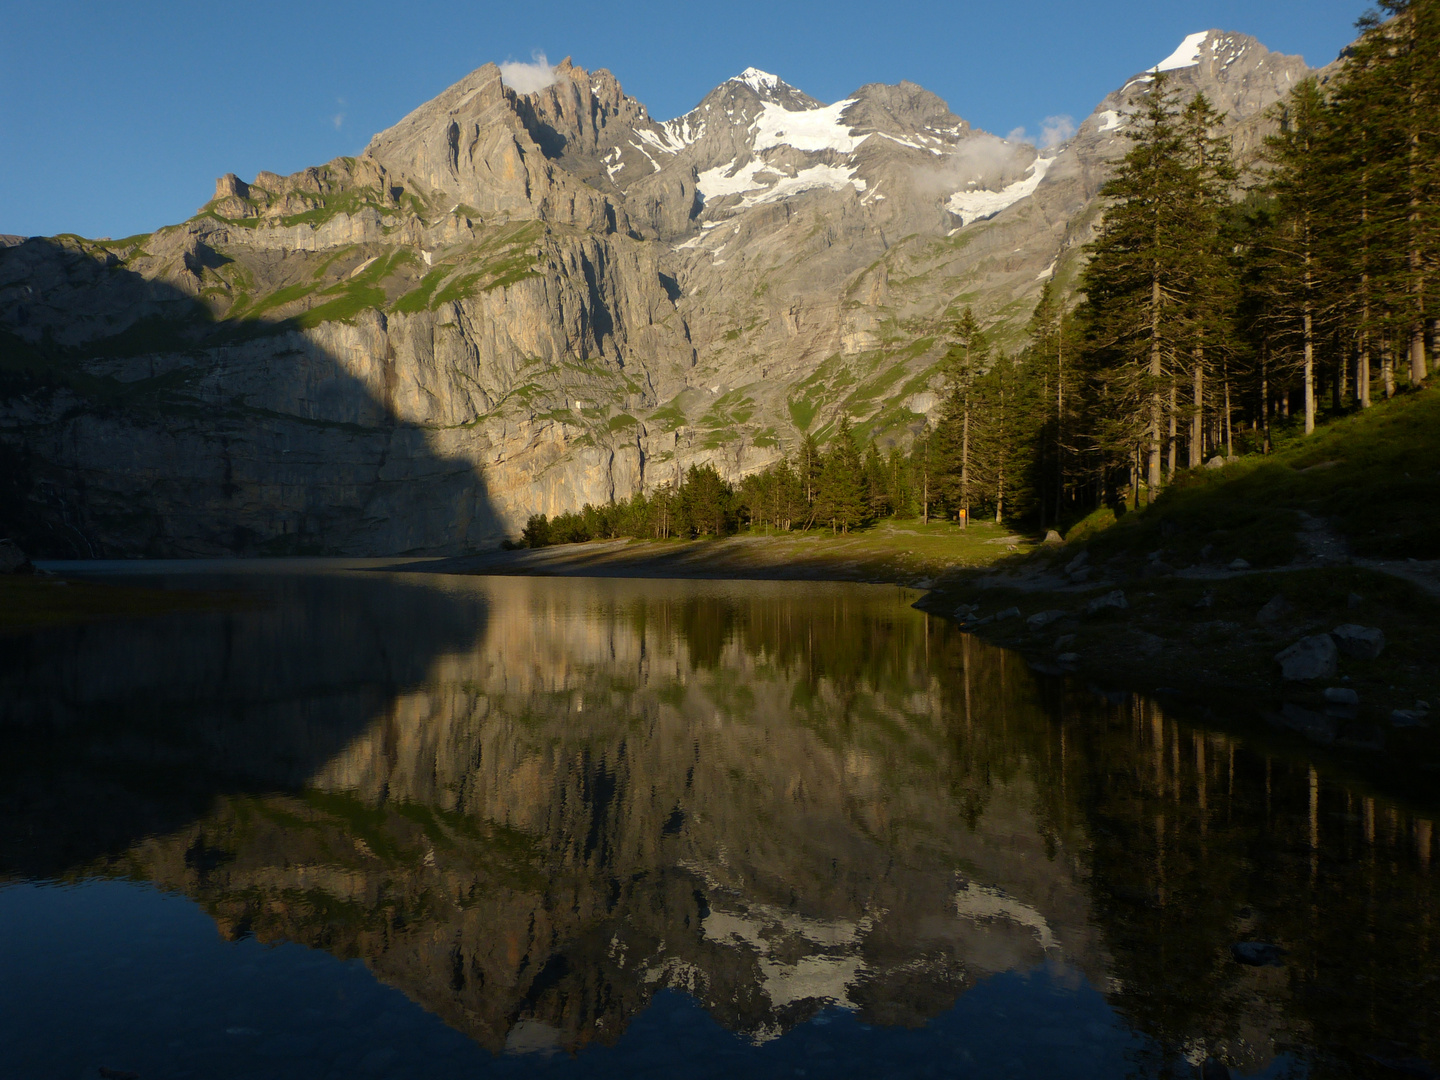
1,574,1437,1078
0,237,500,557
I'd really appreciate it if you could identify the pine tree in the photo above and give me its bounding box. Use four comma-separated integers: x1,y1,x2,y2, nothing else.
815,418,866,533
1078,74,1204,497
1262,79,1335,435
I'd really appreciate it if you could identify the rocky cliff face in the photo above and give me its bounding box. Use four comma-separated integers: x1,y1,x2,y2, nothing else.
0,33,1319,555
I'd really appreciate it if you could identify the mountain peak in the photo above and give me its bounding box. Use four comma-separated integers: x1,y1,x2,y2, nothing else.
731,67,785,94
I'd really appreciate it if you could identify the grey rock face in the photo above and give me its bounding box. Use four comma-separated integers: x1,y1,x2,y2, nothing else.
1331,624,1386,660
1275,635,1338,681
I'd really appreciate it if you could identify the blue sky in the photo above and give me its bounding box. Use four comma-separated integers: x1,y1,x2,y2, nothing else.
1,0,1366,239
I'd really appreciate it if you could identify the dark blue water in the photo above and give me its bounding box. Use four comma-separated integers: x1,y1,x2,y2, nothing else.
1,568,1433,1078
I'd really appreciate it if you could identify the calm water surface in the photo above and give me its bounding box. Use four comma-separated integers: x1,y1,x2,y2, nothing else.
1,568,1436,1079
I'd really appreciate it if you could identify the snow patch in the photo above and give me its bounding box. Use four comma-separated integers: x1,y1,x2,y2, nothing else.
697,158,864,209
946,156,1052,227
1155,32,1209,73
753,99,865,154
1096,110,1123,133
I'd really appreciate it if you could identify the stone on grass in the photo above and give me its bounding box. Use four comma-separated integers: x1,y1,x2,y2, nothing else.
1205,456,1227,470
0,539,31,575
1273,703,1338,743
1057,652,1080,664
1323,687,1359,706
1043,530,1063,544
1331,624,1385,660
1346,592,1364,609
1054,634,1076,649
1084,590,1128,615
995,606,1021,622
1390,710,1430,728
1026,610,1068,630
1255,595,1293,625
1275,634,1338,681
1064,551,1089,574
1231,942,1287,967
1228,558,1251,571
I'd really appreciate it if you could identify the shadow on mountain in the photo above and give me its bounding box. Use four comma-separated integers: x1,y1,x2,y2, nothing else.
0,237,500,557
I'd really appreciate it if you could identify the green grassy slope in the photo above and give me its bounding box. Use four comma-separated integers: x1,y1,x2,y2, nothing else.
1071,387,1440,566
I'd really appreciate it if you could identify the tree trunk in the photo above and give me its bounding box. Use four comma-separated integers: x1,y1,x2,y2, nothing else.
960,400,970,529
1303,279,1316,435
1166,380,1178,480
1189,349,1204,469
1359,340,1372,408
1149,276,1163,490
1383,346,1395,399
1223,375,1233,458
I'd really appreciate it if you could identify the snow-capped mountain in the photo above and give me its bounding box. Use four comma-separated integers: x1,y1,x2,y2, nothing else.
0,32,1319,554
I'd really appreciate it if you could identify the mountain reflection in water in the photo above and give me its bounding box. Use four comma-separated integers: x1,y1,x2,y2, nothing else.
0,570,1436,1079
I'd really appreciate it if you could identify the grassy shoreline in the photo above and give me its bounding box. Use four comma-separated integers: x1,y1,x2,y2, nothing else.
0,574,245,634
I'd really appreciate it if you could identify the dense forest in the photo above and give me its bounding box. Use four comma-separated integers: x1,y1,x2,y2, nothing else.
523,0,1438,548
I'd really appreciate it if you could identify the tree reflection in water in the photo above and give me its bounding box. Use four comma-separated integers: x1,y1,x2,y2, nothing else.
0,571,1435,1077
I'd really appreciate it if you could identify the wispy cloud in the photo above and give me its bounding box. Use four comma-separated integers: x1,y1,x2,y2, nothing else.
1005,115,1076,150
1038,115,1076,149
499,50,558,95
332,96,346,131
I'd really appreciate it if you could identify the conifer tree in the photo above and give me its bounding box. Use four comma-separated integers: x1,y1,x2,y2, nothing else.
1078,74,1192,496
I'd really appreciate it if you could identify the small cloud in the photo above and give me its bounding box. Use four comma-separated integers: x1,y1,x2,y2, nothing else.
1038,115,1076,149
332,112,346,130
499,50,558,95
1003,115,1075,151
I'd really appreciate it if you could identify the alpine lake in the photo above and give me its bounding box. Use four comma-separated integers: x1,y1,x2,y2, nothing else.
2,565,1435,1079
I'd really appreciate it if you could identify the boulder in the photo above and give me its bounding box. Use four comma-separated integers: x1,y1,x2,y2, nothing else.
1064,551,1089,574
1043,530,1063,544
0,539,32,575
1228,558,1251,571
1323,687,1359,706
1390,709,1430,728
1273,703,1338,743
1205,455,1227,470
1141,561,1176,579
1275,634,1338,681
1331,624,1385,660
1057,652,1080,664
1069,567,1093,584
1255,595,1293,625
995,606,1021,622
1084,590,1127,615
1231,942,1287,967
1132,631,1164,656
1026,610,1068,630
